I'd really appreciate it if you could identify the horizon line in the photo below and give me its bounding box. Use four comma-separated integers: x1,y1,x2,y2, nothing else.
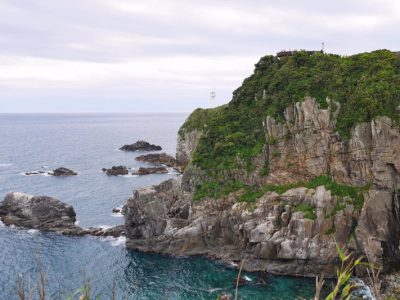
0,111,193,114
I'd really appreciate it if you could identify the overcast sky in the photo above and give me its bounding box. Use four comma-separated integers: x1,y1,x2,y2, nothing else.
0,0,399,113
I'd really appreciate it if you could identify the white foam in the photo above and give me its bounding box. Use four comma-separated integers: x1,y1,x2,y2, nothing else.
111,207,123,217
110,236,126,247
118,174,138,178
0,220,5,227
21,171,52,177
243,276,252,282
27,229,39,234
98,225,112,230
0,163,13,167
229,261,238,267
75,220,80,226
100,235,126,247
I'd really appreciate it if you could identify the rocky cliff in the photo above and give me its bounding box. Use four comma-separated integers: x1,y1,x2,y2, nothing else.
123,50,400,277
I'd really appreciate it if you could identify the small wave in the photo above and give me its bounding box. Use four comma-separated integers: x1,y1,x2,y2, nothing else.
111,207,123,217
98,225,112,230
0,220,5,227
0,163,13,167
75,220,80,226
243,276,252,282
118,174,138,178
21,171,52,177
207,288,224,293
111,212,123,218
100,235,126,247
228,261,238,267
27,229,39,234
111,236,126,247
349,277,374,300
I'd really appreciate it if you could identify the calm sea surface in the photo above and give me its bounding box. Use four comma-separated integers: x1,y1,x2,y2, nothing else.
0,113,318,299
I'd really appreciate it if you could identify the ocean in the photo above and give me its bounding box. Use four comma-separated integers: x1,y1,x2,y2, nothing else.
0,113,318,299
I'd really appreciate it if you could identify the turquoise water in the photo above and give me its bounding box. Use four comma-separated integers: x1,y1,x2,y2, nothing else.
0,113,319,299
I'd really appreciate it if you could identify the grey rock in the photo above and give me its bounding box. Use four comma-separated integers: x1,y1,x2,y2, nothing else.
102,166,128,176
52,167,77,176
0,192,125,238
0,192,78,231
132,167,168,175
120,140,162,152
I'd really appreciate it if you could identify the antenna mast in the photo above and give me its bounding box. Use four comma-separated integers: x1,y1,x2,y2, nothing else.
210,88,216,101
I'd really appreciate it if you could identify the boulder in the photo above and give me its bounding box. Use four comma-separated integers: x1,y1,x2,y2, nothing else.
102,166,128,176
132,167,168,175
52,167,77,176
120,140,162,152
0,192,79,232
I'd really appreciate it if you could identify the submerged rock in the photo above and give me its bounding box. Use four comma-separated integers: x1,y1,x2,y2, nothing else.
52,167,77,176
25,170,46,176
120,140,162,152
102,166,128,176
135,153,183,172
132,167,168,175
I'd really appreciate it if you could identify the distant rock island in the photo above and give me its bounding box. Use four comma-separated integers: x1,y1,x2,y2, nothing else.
102,165,129,176
52,167,77,176
120,140,162,152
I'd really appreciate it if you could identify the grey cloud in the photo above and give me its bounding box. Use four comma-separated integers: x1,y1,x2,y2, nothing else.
0,0,399,112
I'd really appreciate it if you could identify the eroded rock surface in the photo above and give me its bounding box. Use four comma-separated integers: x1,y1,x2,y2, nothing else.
123,98,400,277
0,192,79,232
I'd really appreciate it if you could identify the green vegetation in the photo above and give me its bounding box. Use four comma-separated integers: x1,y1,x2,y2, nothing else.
192,180,245,201
181,50,400,199
193,175,369,224
293,203,317,220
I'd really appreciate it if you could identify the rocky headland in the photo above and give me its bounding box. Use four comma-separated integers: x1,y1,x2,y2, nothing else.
122,50,400,283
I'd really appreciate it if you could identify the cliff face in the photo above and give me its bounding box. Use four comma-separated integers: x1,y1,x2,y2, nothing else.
123,50,400,277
